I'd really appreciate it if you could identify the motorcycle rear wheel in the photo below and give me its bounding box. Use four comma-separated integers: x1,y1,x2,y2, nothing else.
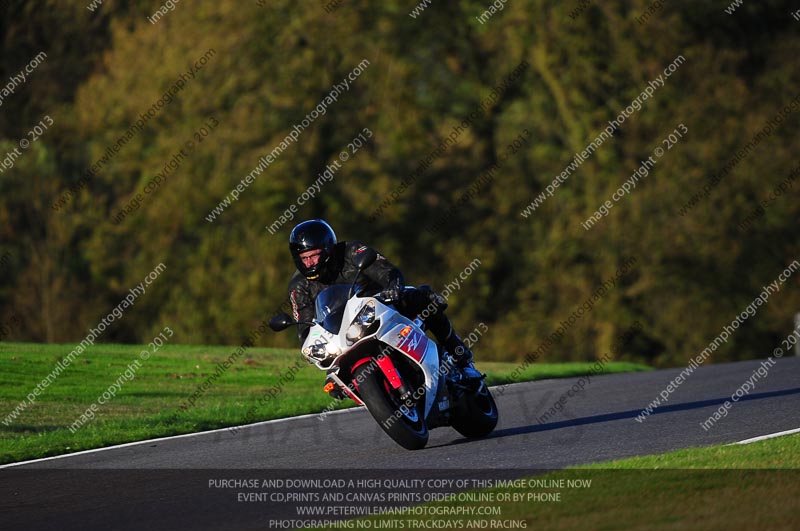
354,361,429,450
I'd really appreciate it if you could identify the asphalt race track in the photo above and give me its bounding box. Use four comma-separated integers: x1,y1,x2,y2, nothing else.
2,357,799,530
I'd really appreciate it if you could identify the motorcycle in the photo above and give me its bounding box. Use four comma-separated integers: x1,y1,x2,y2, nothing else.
269,249,498,450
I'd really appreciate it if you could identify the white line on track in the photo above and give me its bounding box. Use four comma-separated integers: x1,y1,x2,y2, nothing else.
733,427,800,445
0,406,364,469
0,383,521,470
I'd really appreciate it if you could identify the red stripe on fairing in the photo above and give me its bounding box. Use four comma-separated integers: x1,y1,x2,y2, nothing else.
396,330,427,362
400,347,423,362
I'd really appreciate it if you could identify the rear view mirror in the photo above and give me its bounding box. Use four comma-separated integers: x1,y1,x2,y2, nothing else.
349,248,378,298
354,248,377,270
269,313,295,332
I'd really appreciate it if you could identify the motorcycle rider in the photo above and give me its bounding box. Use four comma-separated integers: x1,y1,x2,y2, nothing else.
286,219,477,373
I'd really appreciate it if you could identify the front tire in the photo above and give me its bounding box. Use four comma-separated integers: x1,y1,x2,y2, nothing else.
452,380,499,438
354,361,429,450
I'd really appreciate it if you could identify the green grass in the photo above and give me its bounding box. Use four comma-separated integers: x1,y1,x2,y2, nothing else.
352,435,800,531
481,360,648,388
579,433,800,469
0,342,649,465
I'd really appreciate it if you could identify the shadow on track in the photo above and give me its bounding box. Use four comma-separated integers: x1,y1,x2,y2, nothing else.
481,386,800,441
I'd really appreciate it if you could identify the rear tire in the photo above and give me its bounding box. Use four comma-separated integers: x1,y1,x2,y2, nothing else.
354,361,429,450
452,381,499,438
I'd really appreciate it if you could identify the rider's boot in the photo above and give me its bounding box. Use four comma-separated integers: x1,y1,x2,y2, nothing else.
444,334,483,382
427,315,482,380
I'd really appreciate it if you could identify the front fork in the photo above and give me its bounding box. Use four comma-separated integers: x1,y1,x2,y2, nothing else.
327,354,412,406
330,345,466,421
374,354,413,400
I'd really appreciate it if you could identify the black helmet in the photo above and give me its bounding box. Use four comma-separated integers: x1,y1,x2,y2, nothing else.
289,219,337,280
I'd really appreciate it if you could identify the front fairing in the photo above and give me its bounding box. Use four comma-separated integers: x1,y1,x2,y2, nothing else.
304,290,442,420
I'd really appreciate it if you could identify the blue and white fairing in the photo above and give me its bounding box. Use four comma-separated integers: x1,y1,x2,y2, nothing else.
301,285,441,418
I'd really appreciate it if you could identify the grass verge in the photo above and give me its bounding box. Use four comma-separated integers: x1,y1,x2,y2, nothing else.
352,434,800,530
0,342,648,465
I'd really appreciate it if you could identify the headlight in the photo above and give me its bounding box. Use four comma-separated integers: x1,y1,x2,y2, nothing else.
303,342,328,362
346,301,379,345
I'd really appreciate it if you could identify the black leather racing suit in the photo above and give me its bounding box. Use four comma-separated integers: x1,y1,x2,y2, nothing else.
288,240,455,349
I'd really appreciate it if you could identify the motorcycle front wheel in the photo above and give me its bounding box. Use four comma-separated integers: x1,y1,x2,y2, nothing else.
451,380,499,438
354,361,429,450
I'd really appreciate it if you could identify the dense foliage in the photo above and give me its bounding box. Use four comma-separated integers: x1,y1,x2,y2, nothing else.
1,0,798,366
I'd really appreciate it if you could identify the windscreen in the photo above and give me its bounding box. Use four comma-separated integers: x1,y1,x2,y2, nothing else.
314,284,352,334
